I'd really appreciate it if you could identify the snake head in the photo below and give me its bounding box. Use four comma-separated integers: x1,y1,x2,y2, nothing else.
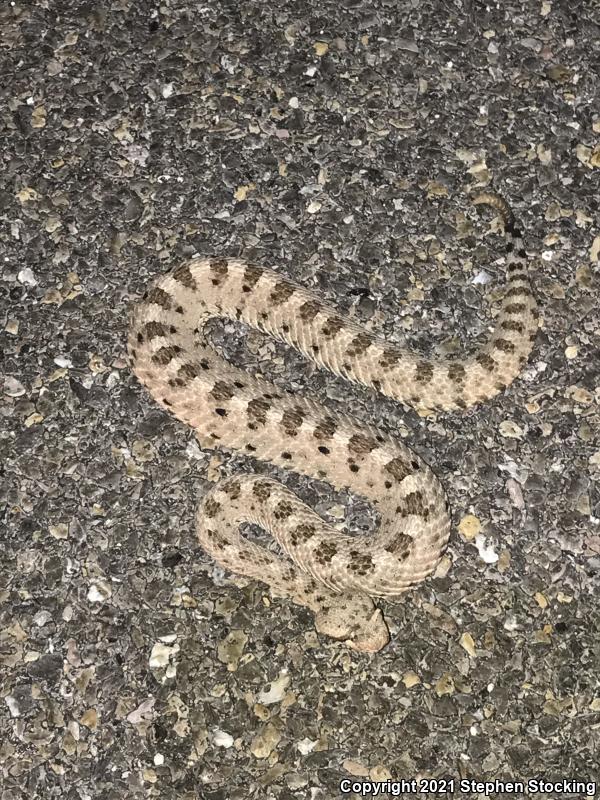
314,594,390,653
346,608,390,653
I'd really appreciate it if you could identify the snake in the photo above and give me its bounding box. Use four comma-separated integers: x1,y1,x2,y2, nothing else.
127,192,538,652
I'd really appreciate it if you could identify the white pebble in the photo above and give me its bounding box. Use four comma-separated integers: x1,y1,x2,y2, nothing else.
18,268,37,286
471,270,492,285
5,696,20,717
213,729,234,748
33,610,53,626
297,737,317,755
148,641,178,669
474,534,499,564
258,670,290,705
87,582,112,602
4,377,26,397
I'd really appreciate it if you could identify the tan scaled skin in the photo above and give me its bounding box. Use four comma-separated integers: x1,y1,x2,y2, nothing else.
128,193,538,652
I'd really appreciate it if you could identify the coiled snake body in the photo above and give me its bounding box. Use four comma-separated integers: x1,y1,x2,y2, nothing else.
128,194,538,651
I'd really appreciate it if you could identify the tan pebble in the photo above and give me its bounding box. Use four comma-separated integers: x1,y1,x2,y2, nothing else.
426,180,448,197
587,450,600,468
497,549,511,573
45,216,62,233
543,231,560,245
545,282,565,300
537,144,552,165
132,439,157,463
234,184,254,201
544,202,561,221
327,504,345,520
576,143,592,166
48,367,68,383
89,354,107,374
499,419,524,439
23,650,40,663
566,386,593,405
49,523,69,540
250,722,282,759
434,673,455,696
532,627,552,644
433,554,452,578
343,759,370,777
402,670,420,688
370,765,392,781
80,708,98,729
460,632,476,657
575,208,593,227
575,493,591,515
42,288,64,304
575,264,592,287
31,106,47,128
62,731,77,756
458,514,481,540
125,460,143,480
253,703,270,721
16,187,41,203
217,630,248,671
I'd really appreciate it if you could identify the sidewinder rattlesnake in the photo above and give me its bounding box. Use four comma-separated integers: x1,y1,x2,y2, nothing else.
128,193,538,652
